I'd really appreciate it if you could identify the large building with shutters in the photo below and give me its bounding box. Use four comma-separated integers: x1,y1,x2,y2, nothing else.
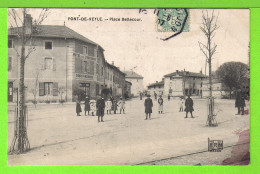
8,17,126,102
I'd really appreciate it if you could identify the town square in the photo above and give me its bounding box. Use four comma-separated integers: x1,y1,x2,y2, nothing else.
7,8,249,165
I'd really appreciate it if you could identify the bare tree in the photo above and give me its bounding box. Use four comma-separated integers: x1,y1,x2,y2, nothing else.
8,8,49,153
198,10,219,126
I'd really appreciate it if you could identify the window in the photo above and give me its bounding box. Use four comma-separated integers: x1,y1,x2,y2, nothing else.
8,39,13,48
101,67,104,76
8,57,12,71
44,41,52,50
84,61,88,73
83,46,88,55
39,82,58,96
96,64,99,75
44,58,53,70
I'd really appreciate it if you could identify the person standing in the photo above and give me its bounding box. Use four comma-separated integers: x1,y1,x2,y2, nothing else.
84,96,90,116
185,95,194,118
118,97,126,114
90,98,96,116
168,94,171,101
140,92,143,100
154,92,157,100
105,98,112,114
96,96,105,122
76,97,82,116
235,90,246,115
158,95,163,114
144,94,153,120
112,98,118,114
178,97,184,112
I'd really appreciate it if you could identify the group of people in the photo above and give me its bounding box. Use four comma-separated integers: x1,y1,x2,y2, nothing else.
76,96,126,122
143,94,194,120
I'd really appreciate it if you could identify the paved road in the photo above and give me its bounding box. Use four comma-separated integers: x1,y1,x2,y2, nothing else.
7,97,250,165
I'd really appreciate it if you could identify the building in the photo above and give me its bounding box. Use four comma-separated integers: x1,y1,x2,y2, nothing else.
202,79,230,99
124,71,144,96
8,15,126,102
164,70,207,97
147,80,164,96
124,81,132,98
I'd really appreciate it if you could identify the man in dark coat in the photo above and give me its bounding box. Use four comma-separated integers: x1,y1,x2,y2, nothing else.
235,90,246,115
96,96,105,122
185,95,194,118
144,94,153,120
84,96,90,116
76,97,82,116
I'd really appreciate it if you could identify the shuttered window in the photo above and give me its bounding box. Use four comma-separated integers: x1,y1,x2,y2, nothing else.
39,82,45,96
8,57,12,71
90,61,94,75
53,82,58,96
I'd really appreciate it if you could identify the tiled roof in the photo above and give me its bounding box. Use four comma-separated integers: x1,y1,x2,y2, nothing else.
8,25,103,49
164,70,207,78
147,81,164,87
125,71,143,79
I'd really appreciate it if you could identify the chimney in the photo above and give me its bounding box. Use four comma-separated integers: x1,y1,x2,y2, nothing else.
112,61,114,65
176,70,179,74
156,81,158,83
24,14,32,35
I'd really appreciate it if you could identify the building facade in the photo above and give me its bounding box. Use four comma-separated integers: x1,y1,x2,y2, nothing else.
147,80,164,96
163,70,207,97
8,17,126,102
125,71,144,96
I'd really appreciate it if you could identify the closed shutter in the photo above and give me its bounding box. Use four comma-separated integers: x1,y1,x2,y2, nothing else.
81,60,84,73
39,82,45,96
53,82,58,96
53,58,56,71
8,57,12,71
90,61,94,75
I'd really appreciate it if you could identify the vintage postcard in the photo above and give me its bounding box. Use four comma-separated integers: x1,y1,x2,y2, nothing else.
7,8,249,165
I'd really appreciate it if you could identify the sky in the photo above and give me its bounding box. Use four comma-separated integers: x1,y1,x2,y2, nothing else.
9,8,250,86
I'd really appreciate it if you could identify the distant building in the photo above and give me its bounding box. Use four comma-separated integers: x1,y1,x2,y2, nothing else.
8,15,126,102
202,79,230,98
147,80,164,96
125,71,144,96
164,70,207,97
124,81,132,98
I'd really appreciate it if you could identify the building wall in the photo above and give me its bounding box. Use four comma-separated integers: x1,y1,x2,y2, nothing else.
147,86,164,96
125,78,143,96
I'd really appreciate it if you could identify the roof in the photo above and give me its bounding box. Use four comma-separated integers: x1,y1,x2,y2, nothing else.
164,70,207,78
147,81,164,88
106,62,125,76
125,80,132,85
125,71,143,79
8,25,104,50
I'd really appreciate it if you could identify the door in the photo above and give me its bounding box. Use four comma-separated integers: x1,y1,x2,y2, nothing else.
8,82,13,102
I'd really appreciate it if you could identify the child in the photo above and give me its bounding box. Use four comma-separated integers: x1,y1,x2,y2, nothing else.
179,97,184,112
112,98,118,114
118,97,125,114
158,95,163,114
84,96,90,116
89,98,96,116
105,98,112,114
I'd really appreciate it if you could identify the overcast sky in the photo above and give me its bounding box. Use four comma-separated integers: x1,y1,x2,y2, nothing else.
10,8,249,86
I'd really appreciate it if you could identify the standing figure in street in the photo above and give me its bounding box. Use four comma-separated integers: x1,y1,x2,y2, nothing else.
112,98,118,114
140,92,143,100
76,98,82,116
84,96,90,116
105,98,112,114
168,94,171,101
118,97,126,114
235,90,246,115
185,95,194,118
154,92,158,100
144,94,153,120
90,98,96,116
178,97,184,112
158,95,163,114
96,96,105,122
